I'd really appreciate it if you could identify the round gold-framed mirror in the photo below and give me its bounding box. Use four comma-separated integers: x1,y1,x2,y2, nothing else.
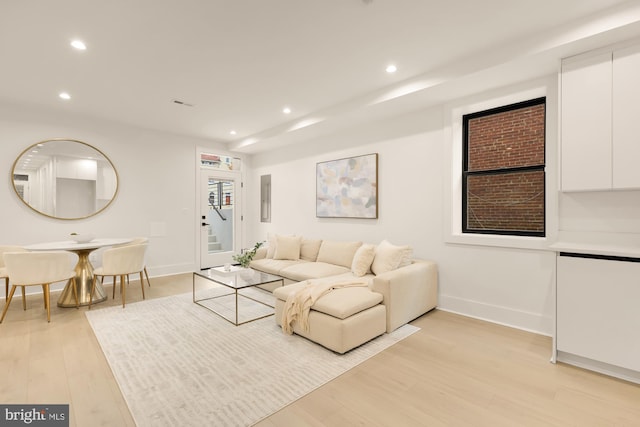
11,138,119,220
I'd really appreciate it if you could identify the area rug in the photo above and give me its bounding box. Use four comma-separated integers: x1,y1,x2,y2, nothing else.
85,289,419,427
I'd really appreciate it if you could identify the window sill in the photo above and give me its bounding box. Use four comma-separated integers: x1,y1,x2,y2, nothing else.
445,232,553,251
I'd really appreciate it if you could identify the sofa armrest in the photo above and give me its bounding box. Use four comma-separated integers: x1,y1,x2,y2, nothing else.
371,259,438,333
253,246,268,260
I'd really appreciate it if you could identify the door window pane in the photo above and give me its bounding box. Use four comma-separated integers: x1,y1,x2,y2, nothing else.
207,179,234,254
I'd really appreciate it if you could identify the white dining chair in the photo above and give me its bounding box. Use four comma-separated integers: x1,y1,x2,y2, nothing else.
0,251,78,323
0,246,27,299
90,243,147,308
115,237,152,287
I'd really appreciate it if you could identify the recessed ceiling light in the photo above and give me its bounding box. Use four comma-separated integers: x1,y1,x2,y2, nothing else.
386,64,397,73
230,130,237,135
59,92,71,100
70,40,87,50
283,107,291,114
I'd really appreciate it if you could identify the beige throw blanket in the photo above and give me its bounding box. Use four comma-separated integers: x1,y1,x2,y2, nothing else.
281,279,369,335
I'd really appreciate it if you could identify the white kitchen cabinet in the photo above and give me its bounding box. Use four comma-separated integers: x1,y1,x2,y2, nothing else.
560,52,612,191
561,42,640,192
613,44,640,189
556,254,640,379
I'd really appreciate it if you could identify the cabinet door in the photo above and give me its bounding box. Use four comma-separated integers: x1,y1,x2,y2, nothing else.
613,44,640,189
557,255,640,372
561,52,612,191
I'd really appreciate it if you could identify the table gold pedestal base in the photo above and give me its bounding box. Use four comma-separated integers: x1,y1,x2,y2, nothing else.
58,278,107,307
57,248,107,307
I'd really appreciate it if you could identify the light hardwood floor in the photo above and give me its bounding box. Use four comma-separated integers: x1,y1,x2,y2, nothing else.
1,274,639,426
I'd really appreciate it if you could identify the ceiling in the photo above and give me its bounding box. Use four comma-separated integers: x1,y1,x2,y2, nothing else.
1,0,640,154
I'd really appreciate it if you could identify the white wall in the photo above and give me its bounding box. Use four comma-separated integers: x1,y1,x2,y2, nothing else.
0,100,226,285
247,93,556,335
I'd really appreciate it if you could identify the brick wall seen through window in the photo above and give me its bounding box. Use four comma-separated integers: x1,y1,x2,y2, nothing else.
462,97,545,237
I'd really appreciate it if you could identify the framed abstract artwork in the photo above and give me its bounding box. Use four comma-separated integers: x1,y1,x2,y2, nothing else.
316,153,378,219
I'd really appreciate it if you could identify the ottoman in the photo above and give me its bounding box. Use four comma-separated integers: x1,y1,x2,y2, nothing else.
273,281,386,354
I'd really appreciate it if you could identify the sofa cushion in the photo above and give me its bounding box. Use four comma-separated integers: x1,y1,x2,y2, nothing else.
300,238,322,261
313,287,383,319
351,244,376,277
274,235,302,260
273,280,383,320
371,240,413,275
316,240,362,268
250,258,308,276
280,262,350,282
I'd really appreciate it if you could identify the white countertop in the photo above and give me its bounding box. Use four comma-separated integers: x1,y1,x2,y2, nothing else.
549,241,640,258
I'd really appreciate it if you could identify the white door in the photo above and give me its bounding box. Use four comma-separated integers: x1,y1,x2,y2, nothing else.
200,170,241,269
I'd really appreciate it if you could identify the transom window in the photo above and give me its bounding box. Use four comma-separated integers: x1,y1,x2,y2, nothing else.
462,97,546,237
200,153,239,171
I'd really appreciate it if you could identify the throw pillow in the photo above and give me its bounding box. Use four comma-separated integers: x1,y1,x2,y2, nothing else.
316,240,363,268
371,240,413,275
351,244,376,277
273,235,302,260
266,233,277,259
300,238,322,261
398,245,414,267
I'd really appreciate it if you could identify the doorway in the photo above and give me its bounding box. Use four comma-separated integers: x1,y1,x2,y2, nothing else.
200,169,241,269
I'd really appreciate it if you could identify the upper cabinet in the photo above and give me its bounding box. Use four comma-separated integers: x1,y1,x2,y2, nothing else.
560,42,640,191
612,44,640,189
561,52,612,191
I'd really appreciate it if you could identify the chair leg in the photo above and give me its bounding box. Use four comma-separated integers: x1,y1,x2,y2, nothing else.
4,277,7,299
44,284,51,322
0,285,17,323
139,272,145,300
41,285,47,309
22,287,27,310
112,276,116,299
144,267,151,287
121,275,126,308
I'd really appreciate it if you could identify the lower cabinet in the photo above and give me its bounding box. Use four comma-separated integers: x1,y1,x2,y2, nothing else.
556,253,640,379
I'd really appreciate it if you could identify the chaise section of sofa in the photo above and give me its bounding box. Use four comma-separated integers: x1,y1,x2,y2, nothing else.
273,277,386,354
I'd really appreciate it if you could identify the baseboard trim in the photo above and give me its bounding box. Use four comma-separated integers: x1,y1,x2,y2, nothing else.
1,264,195,299
147,262,196,278
556,351,640,385
438,294,552,336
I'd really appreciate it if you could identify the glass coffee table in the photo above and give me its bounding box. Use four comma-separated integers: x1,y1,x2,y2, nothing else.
193,267,284,326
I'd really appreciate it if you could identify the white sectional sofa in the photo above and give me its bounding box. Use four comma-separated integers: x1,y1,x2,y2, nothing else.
250,235,438,353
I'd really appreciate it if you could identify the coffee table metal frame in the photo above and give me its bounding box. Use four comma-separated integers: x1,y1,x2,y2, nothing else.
193,268,284,326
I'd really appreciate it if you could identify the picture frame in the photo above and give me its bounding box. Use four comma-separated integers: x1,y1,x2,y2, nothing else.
316,153,378,219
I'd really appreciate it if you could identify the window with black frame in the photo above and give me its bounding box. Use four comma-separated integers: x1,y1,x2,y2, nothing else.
462,97,546,237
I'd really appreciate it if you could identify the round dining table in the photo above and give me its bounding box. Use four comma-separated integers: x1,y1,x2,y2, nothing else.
23,238,132,307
